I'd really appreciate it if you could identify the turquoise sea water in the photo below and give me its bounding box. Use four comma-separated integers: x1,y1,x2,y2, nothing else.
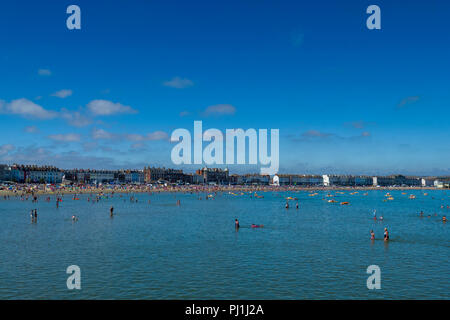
0,189,449,299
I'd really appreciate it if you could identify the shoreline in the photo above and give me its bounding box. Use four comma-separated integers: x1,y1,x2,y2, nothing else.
0,185,442,197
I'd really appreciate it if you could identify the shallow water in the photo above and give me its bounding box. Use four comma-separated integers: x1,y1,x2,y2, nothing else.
0,189,449,299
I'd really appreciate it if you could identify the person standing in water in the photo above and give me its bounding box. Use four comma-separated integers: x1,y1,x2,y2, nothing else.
285,202,289,209
370,230,375,241
30,209,35,223
383,228,389,241
110,206,114,217
235,219,240,230
296,202,299,209
34,209,37,222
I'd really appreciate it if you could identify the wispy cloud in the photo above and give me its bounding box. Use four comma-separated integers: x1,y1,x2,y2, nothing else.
92,128,116,140
0,144,15,156
398,96,420,108
48,133,81,142
302,130,333,138
38,68,52,76
60,108,92,127
202,104,236,117
0,145,133,170
87,99,137,116
126,131,169,141
179,111,191,117
344,120,376,131
163,77,194,89
51,89,73,98
291,129,371,142
24,126,39,133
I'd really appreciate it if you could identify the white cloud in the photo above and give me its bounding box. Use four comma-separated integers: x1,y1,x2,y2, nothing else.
130,143,147,150
0,98,57,119
92,128,115,140
60,108,92,127
0,144,15,156
48,133,81,142
126,131,168,141
202,104,236,117
398,96,420,108
87,99,137,116
24,126,39,133
147,131,169,141
51,89,73,98
302,130,333,138
163,77,194,89
38,69,52,76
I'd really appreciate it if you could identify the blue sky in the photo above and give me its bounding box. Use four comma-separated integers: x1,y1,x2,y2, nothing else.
0,0,449,175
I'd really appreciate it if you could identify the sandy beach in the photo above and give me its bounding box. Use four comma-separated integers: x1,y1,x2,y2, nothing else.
0,183,439,197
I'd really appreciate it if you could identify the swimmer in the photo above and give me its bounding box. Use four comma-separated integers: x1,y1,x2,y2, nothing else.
370,230,375,240
72,215,78,222
373,210,377,220
379,215,383,221
235,219,240,229
383,228,389,241
443,216,447,222
251,224,264,228
285,202,289,209
296,202,299,209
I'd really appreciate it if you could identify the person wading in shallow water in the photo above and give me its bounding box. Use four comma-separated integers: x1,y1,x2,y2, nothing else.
110,206,114,217
383,228,389,241
235,219,240,230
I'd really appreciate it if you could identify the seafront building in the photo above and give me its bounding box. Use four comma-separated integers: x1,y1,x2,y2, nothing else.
0,164,63,183
0,163,449,188
143,166,191,184
64,169,145,184
195,167,229,185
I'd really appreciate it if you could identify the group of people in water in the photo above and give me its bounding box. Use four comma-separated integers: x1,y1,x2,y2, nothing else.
370,228,389,241
419,210,447,222
284,201,299,209
234,219,263,230
30,209,38,223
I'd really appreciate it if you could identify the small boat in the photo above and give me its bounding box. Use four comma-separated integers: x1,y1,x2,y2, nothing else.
340,202,349,205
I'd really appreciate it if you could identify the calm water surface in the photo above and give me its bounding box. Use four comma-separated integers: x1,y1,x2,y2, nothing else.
0,189,449,299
